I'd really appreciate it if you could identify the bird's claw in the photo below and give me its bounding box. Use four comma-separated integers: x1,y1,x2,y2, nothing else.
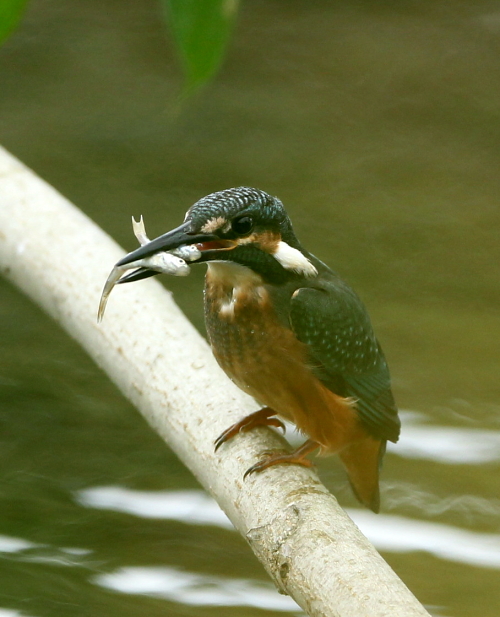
267,418,286,434
214,408,284,452
243,458,275,480
214,427,237,452
243,448,316,480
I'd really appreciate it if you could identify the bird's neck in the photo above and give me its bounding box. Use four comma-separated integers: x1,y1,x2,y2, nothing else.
205,261,263,293
204,261,269,322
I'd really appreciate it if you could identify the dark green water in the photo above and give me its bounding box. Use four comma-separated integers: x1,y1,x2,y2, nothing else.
1,1,500,616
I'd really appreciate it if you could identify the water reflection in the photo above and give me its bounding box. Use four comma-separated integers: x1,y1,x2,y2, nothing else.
0,496,303,614
77,486,500,570
0,533,92,567
346,510,500,570
392,412,500,464
384,485,500,524
76,486,231,527
0,536,37,553
95,566,302,612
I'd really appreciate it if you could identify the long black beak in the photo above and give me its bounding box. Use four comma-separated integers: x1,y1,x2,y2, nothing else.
116,221,217,267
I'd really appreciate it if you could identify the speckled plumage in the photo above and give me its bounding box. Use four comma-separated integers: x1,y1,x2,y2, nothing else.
186,187,290,233
289,277,400,443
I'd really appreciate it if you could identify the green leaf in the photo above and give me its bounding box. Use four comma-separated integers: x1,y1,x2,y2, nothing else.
162,0,239,95
0,0,29,45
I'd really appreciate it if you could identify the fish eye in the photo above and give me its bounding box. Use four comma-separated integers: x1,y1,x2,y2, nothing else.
231,216,254,236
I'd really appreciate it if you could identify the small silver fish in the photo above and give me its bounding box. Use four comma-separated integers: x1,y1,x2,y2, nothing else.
98,216,198,322
172,243,202,262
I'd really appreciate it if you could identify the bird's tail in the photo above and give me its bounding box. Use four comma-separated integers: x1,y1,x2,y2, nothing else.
339,437,386,513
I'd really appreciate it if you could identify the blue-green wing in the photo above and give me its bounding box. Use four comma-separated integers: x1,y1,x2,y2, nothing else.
289,283,400,443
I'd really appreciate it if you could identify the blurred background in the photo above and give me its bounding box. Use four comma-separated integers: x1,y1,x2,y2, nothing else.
1,1,500,616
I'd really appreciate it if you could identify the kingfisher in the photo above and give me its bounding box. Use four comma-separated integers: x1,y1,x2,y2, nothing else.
115,187,400,512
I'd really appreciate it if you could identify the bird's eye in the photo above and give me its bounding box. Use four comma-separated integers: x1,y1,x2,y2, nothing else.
231,216,254,236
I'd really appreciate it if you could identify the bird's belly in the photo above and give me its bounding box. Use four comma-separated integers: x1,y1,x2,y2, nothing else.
204,274,363,452
206,296,305,418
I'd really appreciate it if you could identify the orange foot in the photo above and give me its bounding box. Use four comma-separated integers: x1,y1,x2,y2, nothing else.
243,439,320,479
214,407,285,452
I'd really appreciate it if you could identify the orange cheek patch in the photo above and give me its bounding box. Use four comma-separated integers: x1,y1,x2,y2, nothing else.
234,230,281,251
255,230,281,252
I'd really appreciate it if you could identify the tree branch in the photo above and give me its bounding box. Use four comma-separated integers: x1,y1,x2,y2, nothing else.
0,145,430,617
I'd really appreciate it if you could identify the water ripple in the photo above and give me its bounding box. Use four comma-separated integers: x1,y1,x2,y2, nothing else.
94,566,302,612
348,509,500,569
76,486,231,527
77,486,500,570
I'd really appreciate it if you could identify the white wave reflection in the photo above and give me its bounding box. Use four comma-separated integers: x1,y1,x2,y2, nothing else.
95,566,302,612
0,610,34,617
392,426,500,463
77,486,232,528
0,533,92,567
0,536,37,553
348,509,500,569
77,486,500,570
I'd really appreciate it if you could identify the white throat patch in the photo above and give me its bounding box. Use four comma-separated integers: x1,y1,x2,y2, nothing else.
272,241,318,277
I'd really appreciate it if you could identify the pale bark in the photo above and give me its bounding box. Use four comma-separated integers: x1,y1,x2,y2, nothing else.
0,146,430,617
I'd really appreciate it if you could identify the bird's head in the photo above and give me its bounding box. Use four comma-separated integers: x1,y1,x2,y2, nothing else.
117,187,318,283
